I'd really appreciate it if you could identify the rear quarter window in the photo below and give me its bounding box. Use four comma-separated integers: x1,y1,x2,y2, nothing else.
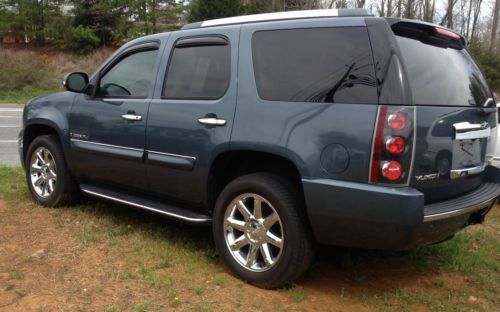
251,27,377,104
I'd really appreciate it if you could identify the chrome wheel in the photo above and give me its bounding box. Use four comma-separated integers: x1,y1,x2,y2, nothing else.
29,147,57,198
223,193,284,272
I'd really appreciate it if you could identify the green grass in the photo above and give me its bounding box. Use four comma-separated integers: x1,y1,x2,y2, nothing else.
8,271,24,280
134,302,151,312
0,87,60,104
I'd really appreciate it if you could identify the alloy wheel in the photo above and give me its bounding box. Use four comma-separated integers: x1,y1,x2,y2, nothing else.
29,147,57,198
223,193,284,272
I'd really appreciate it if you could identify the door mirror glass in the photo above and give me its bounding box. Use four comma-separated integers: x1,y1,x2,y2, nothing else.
63,72,89,93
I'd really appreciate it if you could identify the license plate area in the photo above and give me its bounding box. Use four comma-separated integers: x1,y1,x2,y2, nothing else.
451,122,491,179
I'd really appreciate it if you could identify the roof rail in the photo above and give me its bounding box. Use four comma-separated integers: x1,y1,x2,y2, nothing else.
182,8,371,30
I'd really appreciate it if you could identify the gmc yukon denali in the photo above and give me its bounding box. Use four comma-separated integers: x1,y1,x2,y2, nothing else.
19,9,500,288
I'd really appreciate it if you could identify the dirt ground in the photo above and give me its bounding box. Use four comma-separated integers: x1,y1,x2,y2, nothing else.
0,187,499,312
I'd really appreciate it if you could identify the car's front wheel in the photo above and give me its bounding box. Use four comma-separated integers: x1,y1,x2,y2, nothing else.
213,173,316,288
25,135,79,207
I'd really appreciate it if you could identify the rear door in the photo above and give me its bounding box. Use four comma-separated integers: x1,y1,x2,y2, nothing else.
390,21,497,202
145,26,239,206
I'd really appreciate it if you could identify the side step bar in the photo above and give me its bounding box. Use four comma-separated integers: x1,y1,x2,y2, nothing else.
80,184,212,225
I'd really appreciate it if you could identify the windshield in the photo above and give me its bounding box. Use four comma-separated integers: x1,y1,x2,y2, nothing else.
396,36,492,107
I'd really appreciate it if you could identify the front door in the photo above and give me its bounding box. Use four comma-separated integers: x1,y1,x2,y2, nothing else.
69,43,161,191
146,26,240,206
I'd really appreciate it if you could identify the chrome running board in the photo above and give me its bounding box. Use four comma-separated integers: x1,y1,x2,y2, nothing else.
80,184,212,225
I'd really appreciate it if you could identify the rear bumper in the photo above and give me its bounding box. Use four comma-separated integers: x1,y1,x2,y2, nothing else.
303,166,500,250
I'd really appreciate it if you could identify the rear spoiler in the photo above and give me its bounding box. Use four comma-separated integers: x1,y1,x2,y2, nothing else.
385,18,467,49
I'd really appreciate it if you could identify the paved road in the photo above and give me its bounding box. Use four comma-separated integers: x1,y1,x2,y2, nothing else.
0,105,23,167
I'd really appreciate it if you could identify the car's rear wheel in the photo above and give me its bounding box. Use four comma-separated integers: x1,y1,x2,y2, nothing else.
25,135,79,207
213,173,316,288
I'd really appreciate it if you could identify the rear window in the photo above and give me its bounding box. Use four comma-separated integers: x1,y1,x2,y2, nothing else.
396,36,491,106
252,27,377,104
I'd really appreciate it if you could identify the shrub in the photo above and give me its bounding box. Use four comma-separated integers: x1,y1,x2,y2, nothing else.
0,46,114,92
469,41,500,91
70,26,100,55
0,49,51,90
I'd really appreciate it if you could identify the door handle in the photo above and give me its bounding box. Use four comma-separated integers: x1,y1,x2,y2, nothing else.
453,121,490,140
197,117,226,126
121,114,142,121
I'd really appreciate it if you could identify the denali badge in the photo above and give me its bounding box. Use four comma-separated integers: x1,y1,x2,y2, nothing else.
70,132,90,140
415,173,439,181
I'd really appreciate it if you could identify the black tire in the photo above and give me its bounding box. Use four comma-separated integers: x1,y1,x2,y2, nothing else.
213,173,317,288
25,135,79,207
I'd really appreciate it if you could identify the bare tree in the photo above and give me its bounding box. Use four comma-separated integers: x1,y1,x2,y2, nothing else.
421,0,435,22
324,0,337,8
490,0,500,50
355,0,366,8
405,0,416,18
386,0,393,16
440,0,458,28
470,0,483,41
378,0,386,15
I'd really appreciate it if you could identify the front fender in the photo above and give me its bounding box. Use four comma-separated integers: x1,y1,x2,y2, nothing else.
22,92,76,172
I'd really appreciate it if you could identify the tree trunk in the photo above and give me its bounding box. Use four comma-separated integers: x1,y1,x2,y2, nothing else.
447,0,453,28
470,0,482,41
356,0,366,8
151,0,157,33
465,0,473,39
387,0,393,17
379,0,386,16
405,0,415,18
490,0,500,50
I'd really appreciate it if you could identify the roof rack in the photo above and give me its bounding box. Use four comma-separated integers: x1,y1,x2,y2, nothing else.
182,8,371,30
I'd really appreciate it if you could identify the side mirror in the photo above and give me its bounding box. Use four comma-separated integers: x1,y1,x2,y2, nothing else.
63,72,89,93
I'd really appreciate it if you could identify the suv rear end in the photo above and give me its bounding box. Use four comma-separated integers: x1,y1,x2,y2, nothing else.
304,17,499,250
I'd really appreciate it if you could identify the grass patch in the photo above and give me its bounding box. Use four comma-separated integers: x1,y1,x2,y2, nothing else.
0,87,60,104
213,276,227,288
134,302,151,312
292,286,305,302
409,231,495,272
5,285,15,291
8,271,24,280
195,286,204,296
0,167,28,200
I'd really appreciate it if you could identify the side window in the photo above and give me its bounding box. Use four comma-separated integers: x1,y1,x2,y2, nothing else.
99,49,158,98
252,27,377,104
163,39,230,100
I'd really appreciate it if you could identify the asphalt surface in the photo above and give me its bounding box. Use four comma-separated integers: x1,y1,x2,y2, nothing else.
0,104,23,167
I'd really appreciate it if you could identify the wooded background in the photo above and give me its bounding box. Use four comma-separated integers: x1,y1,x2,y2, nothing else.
0,0,499,89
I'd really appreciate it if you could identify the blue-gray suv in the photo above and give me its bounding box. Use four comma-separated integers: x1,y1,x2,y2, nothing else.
19,9,500,288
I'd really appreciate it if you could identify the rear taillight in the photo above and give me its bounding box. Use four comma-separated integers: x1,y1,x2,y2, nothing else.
385,136,405,155
387,112,407,131
370,106,415,185
434,27,460,41
382,161,402,181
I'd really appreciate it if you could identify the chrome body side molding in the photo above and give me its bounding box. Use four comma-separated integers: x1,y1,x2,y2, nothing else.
70,139,197,169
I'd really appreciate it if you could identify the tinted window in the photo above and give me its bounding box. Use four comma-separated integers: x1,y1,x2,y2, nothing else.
396,36,491,106
163,43,230,99
251,27,377,103
99,49,158,98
